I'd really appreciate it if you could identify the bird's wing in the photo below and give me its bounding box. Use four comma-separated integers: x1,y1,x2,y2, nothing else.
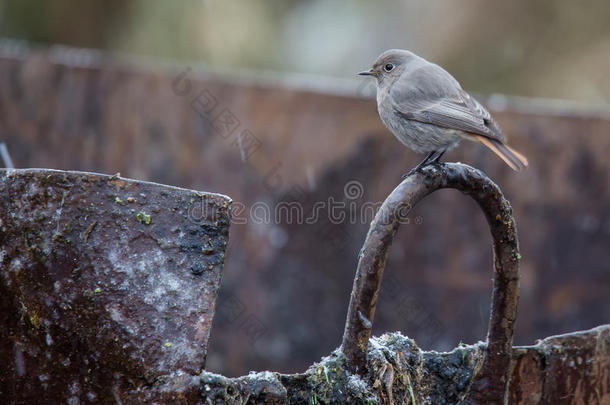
390,63,506,143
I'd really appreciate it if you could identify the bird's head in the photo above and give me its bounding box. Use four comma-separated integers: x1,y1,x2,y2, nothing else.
358,49,414,84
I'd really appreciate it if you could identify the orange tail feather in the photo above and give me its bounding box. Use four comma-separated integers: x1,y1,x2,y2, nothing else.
472,135,528,171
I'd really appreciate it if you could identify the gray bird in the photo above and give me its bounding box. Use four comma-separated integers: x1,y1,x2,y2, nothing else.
359,49,528,171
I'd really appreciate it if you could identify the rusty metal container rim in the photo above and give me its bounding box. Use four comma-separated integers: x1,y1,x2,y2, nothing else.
1,38,610,120
0,168,233,204
514,324,610,349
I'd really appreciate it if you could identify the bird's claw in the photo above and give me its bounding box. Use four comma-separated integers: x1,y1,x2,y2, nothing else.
401,162,430,179
401,167,420,179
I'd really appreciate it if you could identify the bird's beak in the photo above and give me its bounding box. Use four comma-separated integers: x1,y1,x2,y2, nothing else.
358,69,376,77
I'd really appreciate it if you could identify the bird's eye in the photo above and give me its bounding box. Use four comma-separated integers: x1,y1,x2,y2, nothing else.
384,63,394,72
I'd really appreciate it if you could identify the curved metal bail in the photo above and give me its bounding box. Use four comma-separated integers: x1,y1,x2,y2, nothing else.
341,163,520,404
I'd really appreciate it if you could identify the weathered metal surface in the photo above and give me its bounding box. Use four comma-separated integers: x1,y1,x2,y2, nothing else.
509,325,610,404
0,168,231,403
341,162,520,404
198,325,609,404
0,42,608,377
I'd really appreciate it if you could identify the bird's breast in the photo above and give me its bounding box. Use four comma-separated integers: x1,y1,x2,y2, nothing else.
376,85,390,109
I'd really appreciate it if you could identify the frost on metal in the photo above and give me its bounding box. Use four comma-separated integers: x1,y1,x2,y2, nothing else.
0,169,231,403
197,327,609,405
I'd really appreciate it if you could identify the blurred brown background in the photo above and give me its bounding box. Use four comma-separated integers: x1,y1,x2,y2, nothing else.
0,0,609,377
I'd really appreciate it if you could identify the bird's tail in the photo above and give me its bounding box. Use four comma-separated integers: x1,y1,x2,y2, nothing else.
471,134,528,171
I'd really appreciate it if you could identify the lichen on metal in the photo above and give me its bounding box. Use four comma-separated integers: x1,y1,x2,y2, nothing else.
197,325,609,404
0,168,231,403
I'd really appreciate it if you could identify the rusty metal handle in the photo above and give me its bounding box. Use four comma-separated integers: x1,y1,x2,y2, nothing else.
341,163,520,404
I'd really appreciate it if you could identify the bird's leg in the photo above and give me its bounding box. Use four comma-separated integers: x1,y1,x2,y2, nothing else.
402,151,437,179
430,149,446,163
